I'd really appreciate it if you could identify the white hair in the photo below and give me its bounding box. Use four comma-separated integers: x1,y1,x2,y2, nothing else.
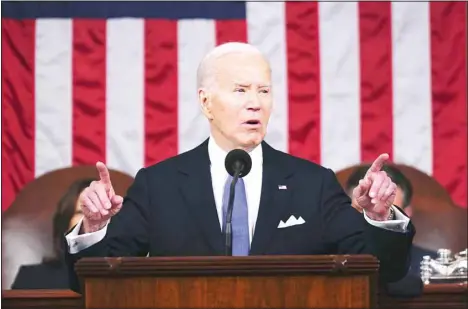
196,42,268,89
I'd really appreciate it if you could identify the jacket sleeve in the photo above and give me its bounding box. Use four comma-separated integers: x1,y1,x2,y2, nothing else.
320,168,415,283
64,168,151,293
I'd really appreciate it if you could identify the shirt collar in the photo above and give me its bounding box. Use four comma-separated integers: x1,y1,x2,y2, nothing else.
208,135,263,173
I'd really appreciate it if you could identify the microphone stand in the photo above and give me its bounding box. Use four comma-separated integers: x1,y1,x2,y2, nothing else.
225,161,242,256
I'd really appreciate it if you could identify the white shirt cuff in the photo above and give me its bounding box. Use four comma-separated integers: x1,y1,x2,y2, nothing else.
65,217,109,254
363,205,410,232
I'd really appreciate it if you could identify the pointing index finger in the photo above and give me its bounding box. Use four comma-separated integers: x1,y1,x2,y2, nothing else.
366,153,389,176
96,161,112,190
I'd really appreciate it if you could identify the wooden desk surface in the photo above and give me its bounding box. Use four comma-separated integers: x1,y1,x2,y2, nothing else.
380,282,467,309
2,289,82,309
2,283,467,309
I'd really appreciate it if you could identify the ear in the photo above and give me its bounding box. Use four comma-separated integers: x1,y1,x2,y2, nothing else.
198,88,213,120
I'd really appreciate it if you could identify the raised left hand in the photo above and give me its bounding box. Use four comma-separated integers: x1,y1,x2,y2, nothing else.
352,153,396,221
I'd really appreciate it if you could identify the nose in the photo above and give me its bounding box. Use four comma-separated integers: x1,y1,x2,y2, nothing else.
246,92,261,111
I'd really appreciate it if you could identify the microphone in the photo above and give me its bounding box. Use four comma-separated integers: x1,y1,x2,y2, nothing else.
223,149,252,256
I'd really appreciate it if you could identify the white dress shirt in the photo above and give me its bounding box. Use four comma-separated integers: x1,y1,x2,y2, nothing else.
66,137,410,254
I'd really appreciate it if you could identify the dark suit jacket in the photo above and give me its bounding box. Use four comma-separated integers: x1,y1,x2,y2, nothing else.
65,139,415,293
383,246,437,298
12,260,69,290
409,245,437,275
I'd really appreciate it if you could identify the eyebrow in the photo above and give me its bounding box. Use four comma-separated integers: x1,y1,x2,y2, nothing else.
234,83,271,88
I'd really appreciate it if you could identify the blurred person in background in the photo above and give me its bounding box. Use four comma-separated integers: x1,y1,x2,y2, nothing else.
11,178,93,289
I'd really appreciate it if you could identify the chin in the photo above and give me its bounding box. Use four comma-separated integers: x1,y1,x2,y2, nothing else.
238,134,264,149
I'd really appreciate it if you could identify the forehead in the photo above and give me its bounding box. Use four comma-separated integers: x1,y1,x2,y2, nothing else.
213,52,271,85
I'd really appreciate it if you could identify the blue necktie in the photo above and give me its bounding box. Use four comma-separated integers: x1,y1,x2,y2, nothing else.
222,175,250,256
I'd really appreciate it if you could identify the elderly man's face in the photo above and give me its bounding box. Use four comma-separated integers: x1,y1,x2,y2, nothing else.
199,52,272,150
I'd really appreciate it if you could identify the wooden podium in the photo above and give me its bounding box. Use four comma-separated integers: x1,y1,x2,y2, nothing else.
75,254,379,309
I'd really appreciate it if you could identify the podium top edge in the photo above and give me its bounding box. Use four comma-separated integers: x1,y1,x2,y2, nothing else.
77,254,377,262
75,255,379,276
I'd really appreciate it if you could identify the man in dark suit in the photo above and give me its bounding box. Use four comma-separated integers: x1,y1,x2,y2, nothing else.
64,42,415,293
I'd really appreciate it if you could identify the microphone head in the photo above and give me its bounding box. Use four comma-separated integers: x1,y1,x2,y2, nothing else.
225,149,252,178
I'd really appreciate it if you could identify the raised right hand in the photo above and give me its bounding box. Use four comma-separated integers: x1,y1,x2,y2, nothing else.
79,162,124,233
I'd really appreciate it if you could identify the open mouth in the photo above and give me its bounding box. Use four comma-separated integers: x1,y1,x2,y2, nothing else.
244,119,261,130
243,120,261,127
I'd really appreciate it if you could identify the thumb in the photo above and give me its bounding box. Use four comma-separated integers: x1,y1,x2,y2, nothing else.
111,194,123,206
353,179,371,197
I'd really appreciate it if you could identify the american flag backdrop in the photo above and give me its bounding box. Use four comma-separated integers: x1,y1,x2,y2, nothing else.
2,1,467,211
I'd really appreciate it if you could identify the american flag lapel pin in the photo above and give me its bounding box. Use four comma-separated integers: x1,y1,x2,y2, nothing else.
278,185,287,190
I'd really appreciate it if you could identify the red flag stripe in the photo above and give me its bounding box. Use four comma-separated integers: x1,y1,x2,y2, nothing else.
72,19,107,165
286,2,321,163
359,2,394,162
1,20,36,211
430,2,467,207
215,20,248,44
144,20,179,166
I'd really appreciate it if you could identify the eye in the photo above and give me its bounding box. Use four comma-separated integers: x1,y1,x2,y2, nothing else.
234,88,245,93
259,89,270,94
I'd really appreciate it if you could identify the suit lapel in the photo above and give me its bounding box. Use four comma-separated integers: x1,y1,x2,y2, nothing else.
250,142,294,255
177,139,224,255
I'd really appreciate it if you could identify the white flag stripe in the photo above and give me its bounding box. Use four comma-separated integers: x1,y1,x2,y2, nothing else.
177,20,215,154
247,2,289,153
391,2,433,175
319,3,361,171
106,19,145,177
34,19,73,178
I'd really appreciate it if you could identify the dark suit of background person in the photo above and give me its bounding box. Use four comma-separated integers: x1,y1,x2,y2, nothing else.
11,179,93,289
63,138,415,293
